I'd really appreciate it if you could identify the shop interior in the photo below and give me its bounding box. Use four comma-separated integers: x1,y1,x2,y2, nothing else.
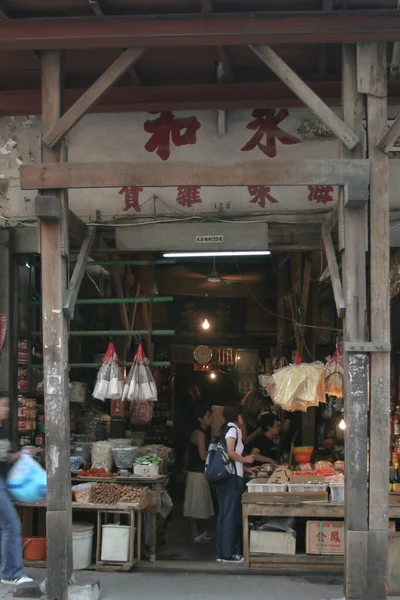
11,244,361,569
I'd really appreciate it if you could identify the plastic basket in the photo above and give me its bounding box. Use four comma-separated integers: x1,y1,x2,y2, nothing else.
246,482,288,493
287,483,328,493
329,483,345,503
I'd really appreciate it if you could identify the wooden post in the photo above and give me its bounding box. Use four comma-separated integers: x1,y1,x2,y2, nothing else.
0,229,18,446
342,44,369,600
362,42,390,600
39,50,72,600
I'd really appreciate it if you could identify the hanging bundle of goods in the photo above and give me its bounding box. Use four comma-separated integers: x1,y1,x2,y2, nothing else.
123,344,157,425
265,354,326,412
92,343,124,401
325,344,344,398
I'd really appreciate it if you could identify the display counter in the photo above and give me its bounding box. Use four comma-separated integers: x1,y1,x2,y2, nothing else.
242,492,400,570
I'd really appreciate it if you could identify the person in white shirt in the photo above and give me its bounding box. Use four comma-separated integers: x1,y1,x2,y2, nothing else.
216,404,255,564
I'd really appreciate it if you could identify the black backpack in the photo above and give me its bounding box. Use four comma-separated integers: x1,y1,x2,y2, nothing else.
205,426,237,485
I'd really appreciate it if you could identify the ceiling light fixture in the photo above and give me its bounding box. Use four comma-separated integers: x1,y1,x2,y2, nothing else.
163,251,271,258
206,257,223,284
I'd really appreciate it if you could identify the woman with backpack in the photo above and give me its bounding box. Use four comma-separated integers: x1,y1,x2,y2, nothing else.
215,404,255,564
184,405,214,543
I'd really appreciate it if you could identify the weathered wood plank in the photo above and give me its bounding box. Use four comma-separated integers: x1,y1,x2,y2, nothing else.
364,41,390,600
42,47,145,148
342,45,369,600
20,158,370,195
346,531,369,600
250,44,360,151
377,112,400,153
357,42,387,97
63,226,96,320
40,50,72,599
322,224,346,318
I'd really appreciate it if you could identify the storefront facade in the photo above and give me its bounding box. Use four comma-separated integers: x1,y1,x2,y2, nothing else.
0,3,399,599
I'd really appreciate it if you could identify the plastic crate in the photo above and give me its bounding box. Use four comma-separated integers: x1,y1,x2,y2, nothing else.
329,483,345,503
287,483,328,493
246,481,288,493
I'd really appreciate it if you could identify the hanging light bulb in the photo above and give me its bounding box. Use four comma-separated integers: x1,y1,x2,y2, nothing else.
202,318,210,330
339,419,346,430
210,372,216,380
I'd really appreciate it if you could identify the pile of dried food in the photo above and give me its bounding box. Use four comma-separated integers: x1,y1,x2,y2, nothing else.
78,467,114,478
81,482,149,507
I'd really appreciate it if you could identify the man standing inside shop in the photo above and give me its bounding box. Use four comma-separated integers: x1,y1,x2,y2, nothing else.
0,392,33,585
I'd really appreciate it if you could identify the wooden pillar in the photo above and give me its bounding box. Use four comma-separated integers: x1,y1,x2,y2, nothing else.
361,42,390,600
0,229,18,446
342,44,369,600
39,50,72,600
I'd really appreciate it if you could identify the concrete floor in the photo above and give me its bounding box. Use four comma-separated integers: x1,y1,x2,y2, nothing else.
0,569,345,600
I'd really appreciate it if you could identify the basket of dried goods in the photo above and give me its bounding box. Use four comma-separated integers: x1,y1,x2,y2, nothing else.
78,467,114,479
118,485,149,509
91,483,122,505
72,483,94,504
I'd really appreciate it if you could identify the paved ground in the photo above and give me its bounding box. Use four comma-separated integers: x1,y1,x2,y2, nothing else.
0,568,346,600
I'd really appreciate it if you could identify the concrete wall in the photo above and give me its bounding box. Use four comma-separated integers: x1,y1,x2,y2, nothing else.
0,107,399,224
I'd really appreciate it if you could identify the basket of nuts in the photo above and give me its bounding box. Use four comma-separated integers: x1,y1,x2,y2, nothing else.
118,485,149,509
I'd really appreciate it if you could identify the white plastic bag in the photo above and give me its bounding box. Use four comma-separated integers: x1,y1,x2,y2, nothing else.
7,454,47,503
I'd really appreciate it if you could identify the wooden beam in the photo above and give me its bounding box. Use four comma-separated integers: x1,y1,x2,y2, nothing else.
20,159,370,200
3,11,400,51
365,41,390,600
89,0,104,16
357,42,387,97
322,224,345,318
250,44,360,151
341,46,369,600
42,47,145,148
126,66,142,86
40,50,72,600
63,226,96,320
376,112,400,153
217,46,234,83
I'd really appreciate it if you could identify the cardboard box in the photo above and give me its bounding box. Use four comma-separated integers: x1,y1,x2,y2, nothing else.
268,466,291,484
250,530,296,555
306,521,344,555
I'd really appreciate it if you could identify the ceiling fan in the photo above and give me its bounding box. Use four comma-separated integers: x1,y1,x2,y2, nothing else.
206,257,223,284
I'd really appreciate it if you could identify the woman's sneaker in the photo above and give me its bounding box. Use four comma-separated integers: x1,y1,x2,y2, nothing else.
221,554,244,564
1,576,33,585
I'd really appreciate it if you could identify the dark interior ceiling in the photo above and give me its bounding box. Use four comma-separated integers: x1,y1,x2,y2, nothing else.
0,1,400,115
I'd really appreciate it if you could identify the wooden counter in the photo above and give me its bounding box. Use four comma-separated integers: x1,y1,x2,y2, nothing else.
16,499,149,571
242,492,400,570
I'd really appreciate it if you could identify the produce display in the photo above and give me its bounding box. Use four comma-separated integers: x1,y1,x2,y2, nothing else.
90,482,149,506
134,454,161,466
78,467,114,478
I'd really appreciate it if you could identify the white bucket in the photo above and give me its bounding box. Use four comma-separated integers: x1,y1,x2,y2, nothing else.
72,523,94,570
101,525,131,563
70,382,88,404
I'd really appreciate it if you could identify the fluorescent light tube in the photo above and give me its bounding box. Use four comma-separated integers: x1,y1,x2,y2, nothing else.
162,251,271,258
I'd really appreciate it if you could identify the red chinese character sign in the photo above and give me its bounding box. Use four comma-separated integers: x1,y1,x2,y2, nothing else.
176,186,202,208
144,111,201,161
242,109,300,158
119,186,143,213
308,185,334,204
248,185,278,207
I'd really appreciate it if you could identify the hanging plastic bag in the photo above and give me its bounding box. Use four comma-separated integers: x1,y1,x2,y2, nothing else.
130,400,153,426
124,344,158,403
93,343,123,401
325,345,344,398
7,453,47,504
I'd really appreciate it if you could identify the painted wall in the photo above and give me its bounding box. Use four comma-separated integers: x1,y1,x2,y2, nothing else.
0,107,399,222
